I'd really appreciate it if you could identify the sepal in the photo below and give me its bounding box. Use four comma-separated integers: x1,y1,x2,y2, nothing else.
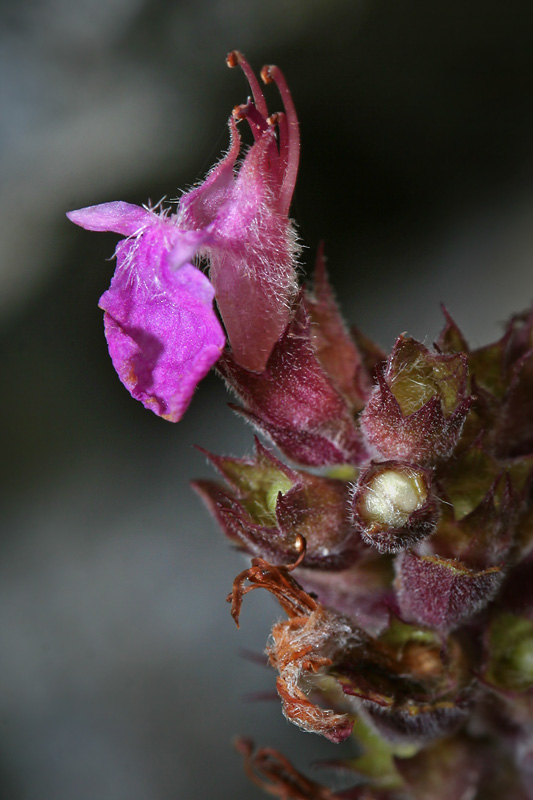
350,326,387,382
303,244,373,410
428,471,518,568
395,551,503,632
436,306,533,458
435,439,501,521
436,305,508,399
360,700,468,747
435,305,469,355
495,349,533,458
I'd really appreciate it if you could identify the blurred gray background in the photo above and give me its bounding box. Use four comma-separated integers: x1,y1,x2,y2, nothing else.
2,0,533,797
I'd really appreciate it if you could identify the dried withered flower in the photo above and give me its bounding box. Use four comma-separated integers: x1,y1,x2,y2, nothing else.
227,543,356,743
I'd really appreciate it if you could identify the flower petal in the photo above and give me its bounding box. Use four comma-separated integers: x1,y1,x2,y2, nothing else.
177,117,241,229
67,201,153,236
208,127,299,371
99,221,224,421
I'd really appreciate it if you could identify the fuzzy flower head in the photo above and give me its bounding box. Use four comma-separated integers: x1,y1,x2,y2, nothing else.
67,52,300,420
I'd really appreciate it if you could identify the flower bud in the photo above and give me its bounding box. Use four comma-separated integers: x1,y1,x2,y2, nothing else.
350,461,439,553
361,336,472,463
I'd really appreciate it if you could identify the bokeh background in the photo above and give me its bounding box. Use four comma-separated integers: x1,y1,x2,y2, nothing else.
3,1,533,797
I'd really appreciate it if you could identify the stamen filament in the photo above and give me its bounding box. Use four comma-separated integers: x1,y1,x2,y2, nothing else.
234,100,282,190
261,64,300,215
269,111,289,178
233,100,269,141
226,50,269,119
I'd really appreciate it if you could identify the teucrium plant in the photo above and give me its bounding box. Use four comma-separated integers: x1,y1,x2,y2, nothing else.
68,52,533,800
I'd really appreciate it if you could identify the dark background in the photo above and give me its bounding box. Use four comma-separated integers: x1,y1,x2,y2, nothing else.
2,1,533,797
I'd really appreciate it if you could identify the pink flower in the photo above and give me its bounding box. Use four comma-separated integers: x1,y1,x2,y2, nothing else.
67,51,300,420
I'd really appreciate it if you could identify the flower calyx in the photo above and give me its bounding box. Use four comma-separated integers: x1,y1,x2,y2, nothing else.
303,245,375,412
361,336,472,464
218,300,370,467
194,438,362,569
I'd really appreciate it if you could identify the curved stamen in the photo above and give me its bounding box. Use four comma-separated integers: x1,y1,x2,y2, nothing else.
269,111,289,179
234,100,282,189
261,64,300,215
226,50,269,119
233,100,269,142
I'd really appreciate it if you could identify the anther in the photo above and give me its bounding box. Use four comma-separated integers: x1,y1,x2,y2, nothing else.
260,65,274,84
226,50,240,68
259,64,300,214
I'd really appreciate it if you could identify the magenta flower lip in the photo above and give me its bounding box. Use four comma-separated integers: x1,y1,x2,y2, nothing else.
67,202,225,421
